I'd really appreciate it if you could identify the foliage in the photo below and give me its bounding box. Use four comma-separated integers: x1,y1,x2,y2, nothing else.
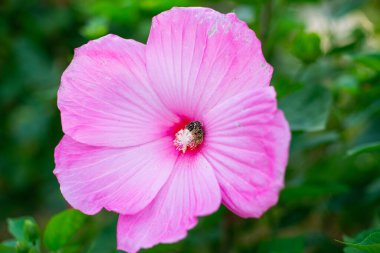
1,0,380,252
341,228,380,253
44,209,88,251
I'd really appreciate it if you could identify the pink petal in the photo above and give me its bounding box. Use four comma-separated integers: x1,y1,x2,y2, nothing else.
202,87,290,218
54,135,177,215
58,34,177,147
146,7,273,119
117,154,221,253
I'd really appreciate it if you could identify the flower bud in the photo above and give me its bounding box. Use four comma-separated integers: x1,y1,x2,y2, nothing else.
24,220,39,244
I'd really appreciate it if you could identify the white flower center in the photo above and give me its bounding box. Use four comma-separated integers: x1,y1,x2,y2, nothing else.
173,129,194,153
173,121,204,153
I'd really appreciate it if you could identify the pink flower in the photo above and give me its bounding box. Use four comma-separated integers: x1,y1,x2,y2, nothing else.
54,7,290,253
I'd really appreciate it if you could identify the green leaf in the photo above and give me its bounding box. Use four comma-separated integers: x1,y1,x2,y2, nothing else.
291,131,339,152
0,244,16,253
86,219,119,253
258,236,305,253
80,17,109,40
351,53,380,72
75,0,139,24
341,229,380,253
23,220,40,244
7,217,35,241
234,5,255,24
15,241,29,253
291,32,322,63
347,142,380,156
1,241,16,248
43,209,88,251
279,84,332,132
27,247,40,253
139,0,191,12
331,0,367,17
281,183,349,203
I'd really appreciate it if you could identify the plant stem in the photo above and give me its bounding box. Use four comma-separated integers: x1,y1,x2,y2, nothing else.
221,211,235,253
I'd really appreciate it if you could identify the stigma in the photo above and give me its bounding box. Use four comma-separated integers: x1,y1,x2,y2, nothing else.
173,121,204,153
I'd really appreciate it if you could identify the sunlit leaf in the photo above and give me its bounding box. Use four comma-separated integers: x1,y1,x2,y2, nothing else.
6,217,36,241
291,32,322,63
75,0,139,24
80,17,109,40
0,244,16,253
139,0,192,12
44,209,88,251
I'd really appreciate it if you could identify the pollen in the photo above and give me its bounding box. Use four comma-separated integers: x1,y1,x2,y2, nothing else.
173,121,204,153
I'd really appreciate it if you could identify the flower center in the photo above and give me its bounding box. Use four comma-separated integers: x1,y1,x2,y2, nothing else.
173,121,204,153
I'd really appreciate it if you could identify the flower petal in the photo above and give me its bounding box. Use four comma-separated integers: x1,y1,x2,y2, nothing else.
58,34,177,147
54,135,177,215
202,87,290,218
146,7,273,119
117,154,221,253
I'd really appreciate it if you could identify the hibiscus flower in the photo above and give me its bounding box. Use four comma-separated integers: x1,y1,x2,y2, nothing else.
54,7,291,253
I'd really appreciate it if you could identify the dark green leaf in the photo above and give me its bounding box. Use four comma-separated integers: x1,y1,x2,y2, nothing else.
281,183,349,203
347,142,380,156
351,53,380,72
290,131,339,152
279,84,332,131
341,229,380,253
258,236,305,253
331,0,368,18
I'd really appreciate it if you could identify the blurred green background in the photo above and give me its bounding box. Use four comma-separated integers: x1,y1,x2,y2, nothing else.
1,0,380,252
